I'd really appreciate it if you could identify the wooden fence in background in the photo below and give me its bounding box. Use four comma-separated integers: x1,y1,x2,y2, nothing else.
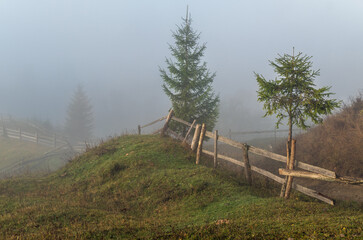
138,110,363,206
227,128,305,146
0,126,67,148
0,122,88,153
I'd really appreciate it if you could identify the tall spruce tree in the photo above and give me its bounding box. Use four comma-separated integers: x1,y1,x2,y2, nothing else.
160,8,219,133
64,85,93,143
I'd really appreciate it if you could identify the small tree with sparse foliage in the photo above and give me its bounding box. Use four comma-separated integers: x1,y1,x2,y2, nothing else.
64,85,93,143
255,49,340,151
160,9,219,133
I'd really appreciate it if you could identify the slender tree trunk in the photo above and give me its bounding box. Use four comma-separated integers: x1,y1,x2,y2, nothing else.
281,115,293,197
288,116,293,142
287,116,293,165
288,115,293,154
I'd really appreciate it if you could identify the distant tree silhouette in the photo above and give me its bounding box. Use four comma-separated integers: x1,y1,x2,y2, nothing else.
160,8,219,133
64,85,93,143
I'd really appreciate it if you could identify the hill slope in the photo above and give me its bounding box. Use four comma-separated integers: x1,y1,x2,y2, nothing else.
0,136,71,177
0,137,51,177
279,95,363,178
0,135,362,239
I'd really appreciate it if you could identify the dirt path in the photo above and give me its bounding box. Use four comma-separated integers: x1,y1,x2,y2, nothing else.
295,179,363,203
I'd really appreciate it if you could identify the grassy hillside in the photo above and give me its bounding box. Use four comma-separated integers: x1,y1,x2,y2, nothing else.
0,135,362,239
0,137,51,176
0,136,71,178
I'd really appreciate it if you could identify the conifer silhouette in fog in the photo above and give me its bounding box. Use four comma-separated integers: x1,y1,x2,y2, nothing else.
64,85,93,143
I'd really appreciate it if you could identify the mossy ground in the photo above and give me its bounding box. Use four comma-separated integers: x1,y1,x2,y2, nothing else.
0,135,362,239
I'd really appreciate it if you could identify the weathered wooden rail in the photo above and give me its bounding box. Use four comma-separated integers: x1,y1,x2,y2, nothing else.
0,123,89,153
1,126,67,148
138,110,363,205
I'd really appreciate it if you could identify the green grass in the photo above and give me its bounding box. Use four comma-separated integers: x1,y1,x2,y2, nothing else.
0,137,52,175
0,136,70,177
0,135,362,239
0,137,49,165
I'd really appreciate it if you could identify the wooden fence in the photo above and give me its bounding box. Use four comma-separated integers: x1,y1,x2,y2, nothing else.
0,119,99,176
0,122,88,153
227,128,303,138
0,126,67,148
227,128,305,146
138,110,363,206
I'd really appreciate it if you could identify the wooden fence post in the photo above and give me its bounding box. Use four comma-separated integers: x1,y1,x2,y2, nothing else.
284,139,296,199
196,123,206,165
243,144,252,185
161,110,174,137
138,125,141,135
280,140,291,197
214,130,218,168
19,128,22,140
183,120,196,144
36,131,39,144
191,124,201,151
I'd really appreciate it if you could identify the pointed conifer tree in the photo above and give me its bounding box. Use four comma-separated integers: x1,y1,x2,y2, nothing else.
160,8,219,133
255,49,340,159
64,85,93,143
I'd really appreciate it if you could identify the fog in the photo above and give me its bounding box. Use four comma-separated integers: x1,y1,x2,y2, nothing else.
1,0,362,137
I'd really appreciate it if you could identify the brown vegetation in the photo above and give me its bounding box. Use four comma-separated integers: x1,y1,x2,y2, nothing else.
276,94,363,178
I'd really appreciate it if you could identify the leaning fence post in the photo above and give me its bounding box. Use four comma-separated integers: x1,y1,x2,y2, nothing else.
191,124,201,151
161,110,174,137
243,144,252,186
284,139,296,199
214,130,218,168
183,120,196,144
138,125,141,135
196,123,206,165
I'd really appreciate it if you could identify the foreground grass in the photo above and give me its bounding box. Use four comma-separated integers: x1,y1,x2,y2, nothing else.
0,135,362,239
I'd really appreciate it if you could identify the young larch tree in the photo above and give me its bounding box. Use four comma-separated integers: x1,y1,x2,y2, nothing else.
255,49,340,156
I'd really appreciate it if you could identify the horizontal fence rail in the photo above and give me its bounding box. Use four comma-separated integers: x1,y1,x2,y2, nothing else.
230,129,293,135
0,123,90,154
1,127,68,147
138,110,363,205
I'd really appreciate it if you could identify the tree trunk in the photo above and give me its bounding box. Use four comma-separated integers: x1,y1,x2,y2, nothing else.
284,139,296,199
287,116,293,160
288,116,293,144
281,116,293,197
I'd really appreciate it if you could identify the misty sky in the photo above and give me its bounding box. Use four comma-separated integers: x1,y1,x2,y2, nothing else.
0,0,362,137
